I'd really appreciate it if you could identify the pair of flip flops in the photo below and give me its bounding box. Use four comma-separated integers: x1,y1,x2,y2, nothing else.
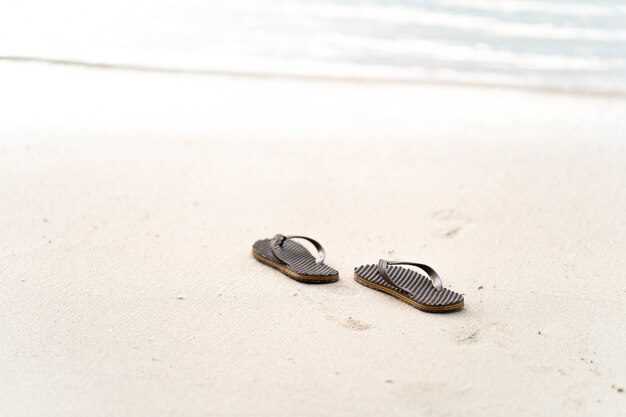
253,234,464,312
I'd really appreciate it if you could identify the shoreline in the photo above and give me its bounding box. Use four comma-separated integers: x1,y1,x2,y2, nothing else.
3,56,626,99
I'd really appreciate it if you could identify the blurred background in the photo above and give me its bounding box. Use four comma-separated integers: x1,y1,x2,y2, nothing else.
3,0,626,95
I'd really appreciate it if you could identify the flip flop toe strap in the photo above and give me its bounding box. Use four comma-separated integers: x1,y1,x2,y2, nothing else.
270,234,326,266
377,259,444,297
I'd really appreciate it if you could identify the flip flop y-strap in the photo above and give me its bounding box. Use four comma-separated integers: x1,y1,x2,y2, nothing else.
377,259,444,296
252,234,338,283
270,234,326,266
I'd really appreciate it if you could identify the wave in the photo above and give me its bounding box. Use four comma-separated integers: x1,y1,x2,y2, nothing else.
437,0,626,17
2,0,625,97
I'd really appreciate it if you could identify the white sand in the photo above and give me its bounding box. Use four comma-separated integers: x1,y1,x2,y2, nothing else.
1,62,625,416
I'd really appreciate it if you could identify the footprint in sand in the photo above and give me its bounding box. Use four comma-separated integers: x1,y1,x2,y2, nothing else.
432,209,471,238
341,317,372,331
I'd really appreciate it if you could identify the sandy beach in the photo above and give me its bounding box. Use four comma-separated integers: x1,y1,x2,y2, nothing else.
1,61,625,416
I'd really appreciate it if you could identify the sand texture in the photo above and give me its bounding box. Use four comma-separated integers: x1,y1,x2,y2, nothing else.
1,62,625,416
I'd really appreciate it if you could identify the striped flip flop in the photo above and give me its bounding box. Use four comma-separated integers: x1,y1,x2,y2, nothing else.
354,260,464,312
252,234,339,283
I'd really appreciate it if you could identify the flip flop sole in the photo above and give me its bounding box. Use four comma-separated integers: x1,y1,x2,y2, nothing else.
253,250,339,283
354,272,464,312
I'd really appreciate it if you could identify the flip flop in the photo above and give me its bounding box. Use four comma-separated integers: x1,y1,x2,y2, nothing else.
252,234,339,283
354,260,464,312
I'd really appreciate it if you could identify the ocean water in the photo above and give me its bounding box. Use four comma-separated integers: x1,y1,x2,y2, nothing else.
2,0,626,94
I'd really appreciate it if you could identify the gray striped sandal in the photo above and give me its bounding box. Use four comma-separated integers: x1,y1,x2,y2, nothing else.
252,234,339,283
354,260,464,312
